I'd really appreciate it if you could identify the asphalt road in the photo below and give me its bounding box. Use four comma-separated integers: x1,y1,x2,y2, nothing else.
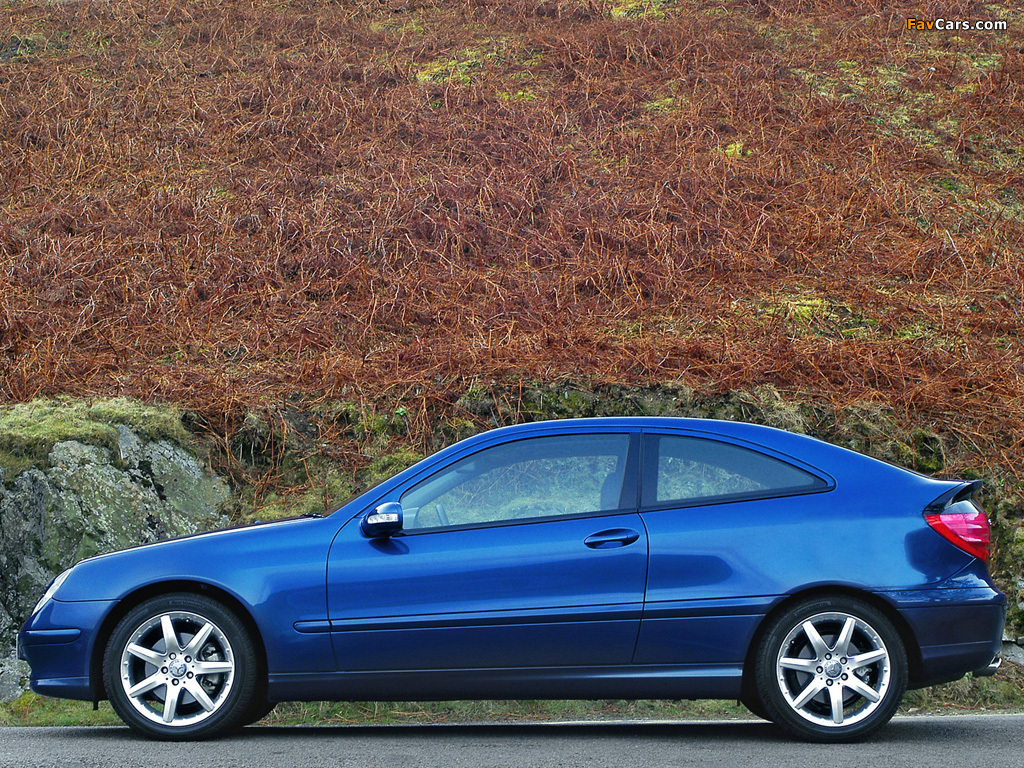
3,715,1024,768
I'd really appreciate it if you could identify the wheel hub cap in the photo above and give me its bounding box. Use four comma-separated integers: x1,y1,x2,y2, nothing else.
823,660,842,678
168,659,187,678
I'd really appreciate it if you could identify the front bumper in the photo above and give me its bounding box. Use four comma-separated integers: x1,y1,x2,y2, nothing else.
18,598,117,702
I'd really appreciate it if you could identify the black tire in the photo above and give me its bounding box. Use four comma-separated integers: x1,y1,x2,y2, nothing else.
740,692,770,720
242,699,277,726
754,597,907,742
103,593,259,740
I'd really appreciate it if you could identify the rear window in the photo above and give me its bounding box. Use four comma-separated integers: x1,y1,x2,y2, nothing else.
643,434,827,508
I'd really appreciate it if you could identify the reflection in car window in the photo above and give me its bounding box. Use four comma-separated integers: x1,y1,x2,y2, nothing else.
645,435,825,507
401,434,630,530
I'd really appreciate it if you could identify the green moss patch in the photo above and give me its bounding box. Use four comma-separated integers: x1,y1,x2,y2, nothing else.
721,140,755,158
758,294,877,339
0,34,43,62
642,96,681,112
0,398,192,482
416,48,489,85
611,0,674,19
497,89,537,102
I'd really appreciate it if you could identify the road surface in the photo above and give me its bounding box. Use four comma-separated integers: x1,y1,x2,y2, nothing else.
2,715,1023,768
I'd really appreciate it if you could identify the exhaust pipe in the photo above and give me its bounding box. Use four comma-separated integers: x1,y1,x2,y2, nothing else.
973,656,1001,678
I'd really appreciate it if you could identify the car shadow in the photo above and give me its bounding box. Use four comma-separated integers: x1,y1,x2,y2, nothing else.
50,714,999,745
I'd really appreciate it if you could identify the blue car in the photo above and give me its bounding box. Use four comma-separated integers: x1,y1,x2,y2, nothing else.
20,418,1005,742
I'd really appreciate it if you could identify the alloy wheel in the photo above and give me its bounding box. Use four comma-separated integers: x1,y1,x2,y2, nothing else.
774,611,892,728
118,610,236,727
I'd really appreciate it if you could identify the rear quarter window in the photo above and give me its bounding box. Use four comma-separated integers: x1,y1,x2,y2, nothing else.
643,434,828,508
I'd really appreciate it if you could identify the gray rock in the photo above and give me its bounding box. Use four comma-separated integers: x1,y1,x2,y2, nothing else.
138,440,229,523
1003,641,1024,666
0,427,230,701
116,424,143,466
0,655,29,702
0,602,13,646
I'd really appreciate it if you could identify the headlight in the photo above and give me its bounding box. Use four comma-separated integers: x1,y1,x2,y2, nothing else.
32,568,73,616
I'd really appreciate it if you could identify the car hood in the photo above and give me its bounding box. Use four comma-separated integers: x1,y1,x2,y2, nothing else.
77,513,318,562
52,511,338,603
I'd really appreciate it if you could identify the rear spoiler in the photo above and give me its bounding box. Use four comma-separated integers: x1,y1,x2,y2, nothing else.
924,480,984,513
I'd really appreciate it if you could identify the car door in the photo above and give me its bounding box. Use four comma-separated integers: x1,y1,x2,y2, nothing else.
326,430,647,671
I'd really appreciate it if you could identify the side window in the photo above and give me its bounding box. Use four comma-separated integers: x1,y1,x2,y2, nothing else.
643,434,826,508
401,434,631,530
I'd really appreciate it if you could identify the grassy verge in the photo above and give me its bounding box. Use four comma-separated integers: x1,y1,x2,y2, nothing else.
0,693,122,727
260,698,752,726
902,660,1024,714
3,663,1021,727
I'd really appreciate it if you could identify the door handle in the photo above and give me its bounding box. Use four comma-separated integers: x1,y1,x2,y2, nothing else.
584,528,640,549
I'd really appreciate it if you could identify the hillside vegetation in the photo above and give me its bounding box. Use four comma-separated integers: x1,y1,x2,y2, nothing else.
1,0,1022,465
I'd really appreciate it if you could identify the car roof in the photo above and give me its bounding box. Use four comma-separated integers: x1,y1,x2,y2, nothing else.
431,416,845,469
466,416,824,444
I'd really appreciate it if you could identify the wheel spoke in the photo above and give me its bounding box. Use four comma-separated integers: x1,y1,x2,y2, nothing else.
828,683,845,724
791,677,827,710
845,675,882,703
181,622,215,657
779,656,820,673
193,659,233,676
834,617,856,658
126,643,165,666
185,679,216,712
801,621,830,658
162,683,183,723
848,648,887,670
161,615,180,655
127,673,165,698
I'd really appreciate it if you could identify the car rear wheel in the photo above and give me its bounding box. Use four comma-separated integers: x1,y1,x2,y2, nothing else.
103,593,258,740
754,597,907,742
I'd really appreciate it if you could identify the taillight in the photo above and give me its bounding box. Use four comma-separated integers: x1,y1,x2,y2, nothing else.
925,500,990,562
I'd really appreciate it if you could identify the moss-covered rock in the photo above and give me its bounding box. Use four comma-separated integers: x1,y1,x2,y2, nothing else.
0,428,229,601
362,449,423,487
0,398,192,482
0,400,230,700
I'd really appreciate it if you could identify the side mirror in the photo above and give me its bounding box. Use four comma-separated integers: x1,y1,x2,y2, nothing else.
360,502,403,539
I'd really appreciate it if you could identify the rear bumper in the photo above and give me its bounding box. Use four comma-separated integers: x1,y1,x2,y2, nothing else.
894,589,1006,689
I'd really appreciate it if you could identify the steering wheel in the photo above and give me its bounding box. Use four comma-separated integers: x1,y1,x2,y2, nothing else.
435,503,451,527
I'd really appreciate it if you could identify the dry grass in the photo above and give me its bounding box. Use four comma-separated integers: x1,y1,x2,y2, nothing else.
1,0,1022,480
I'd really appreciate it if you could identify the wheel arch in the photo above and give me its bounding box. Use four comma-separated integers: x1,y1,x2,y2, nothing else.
89,580,268,702
740,585,924,703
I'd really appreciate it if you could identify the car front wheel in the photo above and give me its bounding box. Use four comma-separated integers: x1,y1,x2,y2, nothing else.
103,593,258,740
754,597,908,742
